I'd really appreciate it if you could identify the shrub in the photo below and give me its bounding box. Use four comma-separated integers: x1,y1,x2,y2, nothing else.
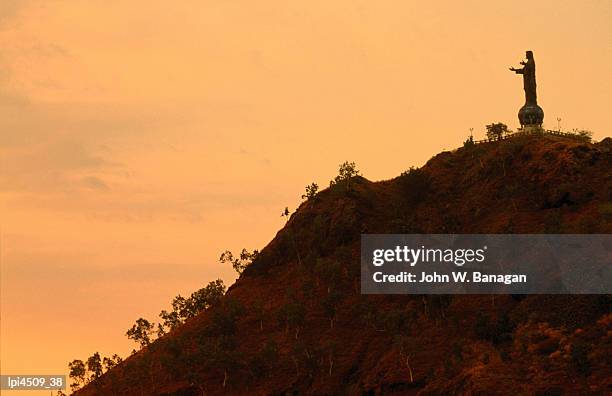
382,308,406,334
330,161,360,192
321,289,342,328
475,312,514,344
208,298,244,336
249,340,278,378
314,258,343,292
571,341,591,375
463,135,475,148
302,182,319,201
567,129,593,142
277,291,306,339
599,202,612,220
220,249,259,275
398,167,431,205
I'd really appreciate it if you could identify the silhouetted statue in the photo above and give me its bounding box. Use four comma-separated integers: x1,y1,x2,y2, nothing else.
510,51,537,105
510,50,544,127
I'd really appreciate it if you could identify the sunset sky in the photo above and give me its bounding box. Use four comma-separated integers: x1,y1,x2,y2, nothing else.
1,1,610,392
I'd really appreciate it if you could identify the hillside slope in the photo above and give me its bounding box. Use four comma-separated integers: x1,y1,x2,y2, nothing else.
77,134,612,395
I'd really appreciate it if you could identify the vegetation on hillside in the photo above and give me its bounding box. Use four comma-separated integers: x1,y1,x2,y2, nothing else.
72,134,611,395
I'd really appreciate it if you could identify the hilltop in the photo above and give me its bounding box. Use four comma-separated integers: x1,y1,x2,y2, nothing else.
76,134,612,395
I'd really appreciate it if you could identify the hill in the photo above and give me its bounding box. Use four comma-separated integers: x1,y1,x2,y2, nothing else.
75,134,612,395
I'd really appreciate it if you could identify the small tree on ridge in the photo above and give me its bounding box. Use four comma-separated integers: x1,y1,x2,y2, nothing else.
126,318,155,348
486,122,510,141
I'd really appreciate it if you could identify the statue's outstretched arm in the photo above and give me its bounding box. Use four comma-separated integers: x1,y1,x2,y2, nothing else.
509,66,524,74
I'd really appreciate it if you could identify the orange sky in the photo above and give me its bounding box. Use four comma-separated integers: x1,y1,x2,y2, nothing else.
1,1,610,393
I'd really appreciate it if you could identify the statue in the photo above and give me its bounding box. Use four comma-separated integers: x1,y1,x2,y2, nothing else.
510,50,544,128
510,50,538,105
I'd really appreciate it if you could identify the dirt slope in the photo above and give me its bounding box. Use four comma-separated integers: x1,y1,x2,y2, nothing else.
76,134,612,396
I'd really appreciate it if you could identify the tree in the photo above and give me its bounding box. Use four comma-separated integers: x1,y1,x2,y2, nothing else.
323,341,337,377
171,295,189,320
68,359,87,392
315,258,343,294
86,352,103,380
208,298,244,336
322,289,341,329
187,278,226,315
156,322,167,337
212,344,241,388
159,308,182,332
158,279,227,335
103,354,122,372
220,249,259,275
251,299,266,331
301,182,319,201
291,342,319,379
486,122,510,141
126,318,155,348
174,342,208,396
286,301,305,339
393,335,415,383
331,161,360,191
278,292,306,339
248,340,278,378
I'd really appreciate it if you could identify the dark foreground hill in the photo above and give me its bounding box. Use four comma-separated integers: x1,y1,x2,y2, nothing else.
77,134,612,395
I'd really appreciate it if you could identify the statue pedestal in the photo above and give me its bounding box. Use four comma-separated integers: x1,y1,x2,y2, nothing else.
518,103,544,127
518,124,544,134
